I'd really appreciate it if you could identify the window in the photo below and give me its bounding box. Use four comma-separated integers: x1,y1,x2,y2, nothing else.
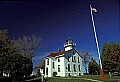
73,51,75,54
46,68,48,75
38,69,40,72
78,65,81,71
58,65,60,72
78,57,80,63
68,64,70,71
47,59,49,65
53,62,54,68
79,73,81,76
68,73,71,77
73,64,76,72
78,65,80,71
72,56,74,62
68,55,70,62
58,57,60,62
72,56,76,62
74,56,76,62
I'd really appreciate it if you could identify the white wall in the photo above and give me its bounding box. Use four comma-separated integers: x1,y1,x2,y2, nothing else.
64,49,83,76
56,56,65,77
45,58,52,77
51,57,57,76
45,49,83,77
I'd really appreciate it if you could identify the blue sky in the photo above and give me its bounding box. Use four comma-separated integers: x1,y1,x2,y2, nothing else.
0,0,120,67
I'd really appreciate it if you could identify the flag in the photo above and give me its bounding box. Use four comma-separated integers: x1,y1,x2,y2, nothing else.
91,8,97,12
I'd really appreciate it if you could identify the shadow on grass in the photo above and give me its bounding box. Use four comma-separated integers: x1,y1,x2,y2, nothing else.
24,77,49,82
25,79,49,82
25,80,41,82
0,77,12,82
107,80,120,82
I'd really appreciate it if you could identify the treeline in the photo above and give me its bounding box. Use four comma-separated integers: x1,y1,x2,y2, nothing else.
102,43,120,73
0,30,41,81
82,43,120,75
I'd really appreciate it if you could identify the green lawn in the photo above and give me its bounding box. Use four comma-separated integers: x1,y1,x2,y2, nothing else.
71,75,120,81
25,75,120,82
70,75,101,80
105,75,120,82
44,77,95,82
25,77,41,82
25,77,96,82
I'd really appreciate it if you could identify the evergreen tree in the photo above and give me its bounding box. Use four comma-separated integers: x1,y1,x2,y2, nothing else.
88,58,99,75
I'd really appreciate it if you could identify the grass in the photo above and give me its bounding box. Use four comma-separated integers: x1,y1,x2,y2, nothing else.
25,75,120,82
44,77,94,82
25,77,96,82
73,75,101,79
105,75,120,82
45,75,120,82
25,77,41,82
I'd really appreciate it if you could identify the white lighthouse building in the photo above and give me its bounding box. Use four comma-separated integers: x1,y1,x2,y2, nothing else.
64,38,76,51
44,38,83,77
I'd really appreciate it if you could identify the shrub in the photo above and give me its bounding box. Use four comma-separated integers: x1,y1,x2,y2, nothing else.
53,72,57,77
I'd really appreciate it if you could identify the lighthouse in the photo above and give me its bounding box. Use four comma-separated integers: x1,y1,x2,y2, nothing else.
64,38,76,51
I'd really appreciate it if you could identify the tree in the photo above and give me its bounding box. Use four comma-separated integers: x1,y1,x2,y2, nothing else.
10,35,41,81
0,30,41,81
3,54,33,81
13,35,41,59
82,51,91,74
101,43,120,73
0,30,11,76
88,58,100,75
0,30,9,58
11,35,41,79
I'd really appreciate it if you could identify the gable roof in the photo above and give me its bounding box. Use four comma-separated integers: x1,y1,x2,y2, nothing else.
37,60,45,69
74,48,83,58
46,51,66,57
46,49,83,58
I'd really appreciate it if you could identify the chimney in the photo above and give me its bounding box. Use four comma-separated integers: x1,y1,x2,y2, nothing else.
58,48,61,52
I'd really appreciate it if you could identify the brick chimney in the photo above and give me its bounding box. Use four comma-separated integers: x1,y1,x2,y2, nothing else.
58,48,61,52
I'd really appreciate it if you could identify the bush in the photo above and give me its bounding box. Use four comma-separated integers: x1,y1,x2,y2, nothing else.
53,72,57,77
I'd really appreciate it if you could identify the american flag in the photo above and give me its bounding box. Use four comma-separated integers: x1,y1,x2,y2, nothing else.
91,8,97,12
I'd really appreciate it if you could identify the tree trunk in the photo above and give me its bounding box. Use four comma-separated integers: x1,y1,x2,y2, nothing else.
0,70,3,77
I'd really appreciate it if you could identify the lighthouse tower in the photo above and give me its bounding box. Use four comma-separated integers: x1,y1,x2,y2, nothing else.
64,38,76,51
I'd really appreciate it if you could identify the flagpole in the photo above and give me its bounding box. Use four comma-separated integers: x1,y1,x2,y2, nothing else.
89,4,102,70
89,4,108,80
